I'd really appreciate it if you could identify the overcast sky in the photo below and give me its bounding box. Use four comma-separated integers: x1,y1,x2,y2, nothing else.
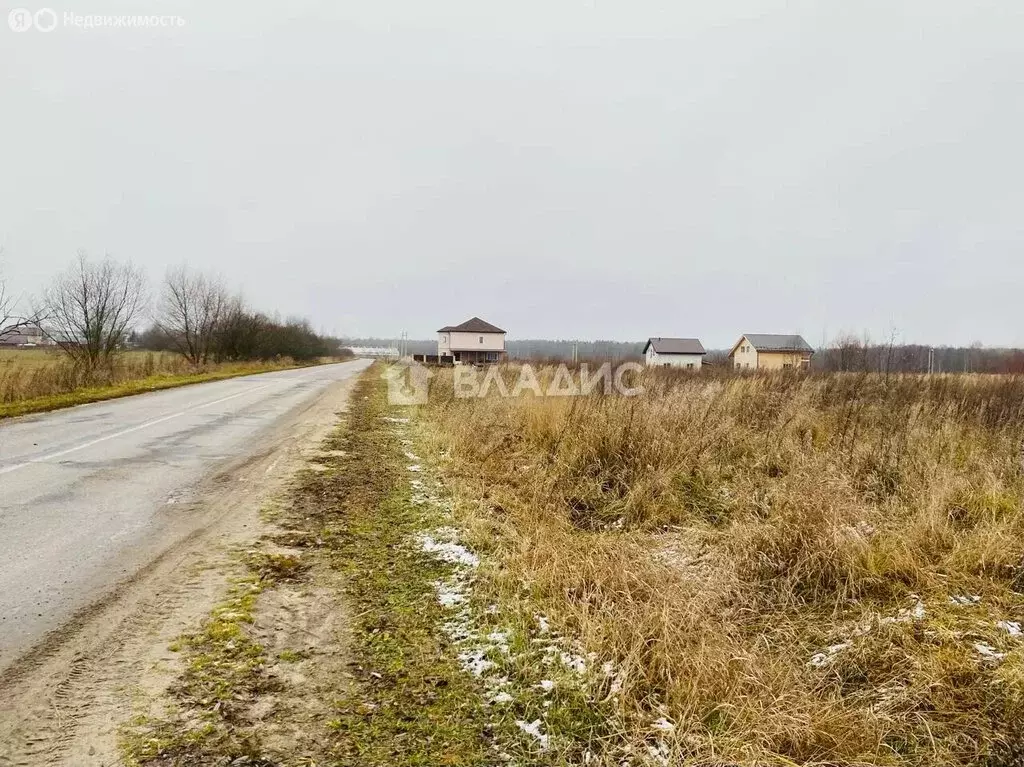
2,1,1022,347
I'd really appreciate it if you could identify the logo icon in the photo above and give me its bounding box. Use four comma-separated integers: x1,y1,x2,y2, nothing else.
8,8,33,31
34,8,57,31
8,8,57,32
384,360,431,405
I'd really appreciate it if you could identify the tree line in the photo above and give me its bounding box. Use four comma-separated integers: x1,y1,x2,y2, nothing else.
0,251,343,370
813,333,1024,374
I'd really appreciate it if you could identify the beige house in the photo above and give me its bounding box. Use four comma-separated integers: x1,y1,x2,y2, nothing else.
730,334,814,370
437,317,507,364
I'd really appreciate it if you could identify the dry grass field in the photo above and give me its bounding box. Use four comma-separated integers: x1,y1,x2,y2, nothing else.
0,348,318,418
421,367,1024,766
0,348,187,396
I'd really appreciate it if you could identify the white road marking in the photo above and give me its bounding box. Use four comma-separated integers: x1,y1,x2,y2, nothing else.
0,381,279,476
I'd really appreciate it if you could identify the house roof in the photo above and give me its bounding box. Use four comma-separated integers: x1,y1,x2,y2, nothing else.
437,317,506,334
731,333,814,355
643,337,706,355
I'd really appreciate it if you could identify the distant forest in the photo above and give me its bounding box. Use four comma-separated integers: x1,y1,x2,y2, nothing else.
341,337,1024,374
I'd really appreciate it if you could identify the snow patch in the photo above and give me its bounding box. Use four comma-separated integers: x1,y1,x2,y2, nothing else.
434,580,467,607
998,620,1023,638
808,642,851,668
950,595,981,606
515,719,550,750
646,741,671,766
975,642,1007,662
459,648,495,676
419,535,479,567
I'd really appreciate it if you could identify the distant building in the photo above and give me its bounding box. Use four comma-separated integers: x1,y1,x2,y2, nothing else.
0,324,53,347
437,317,507,364
730,334,813,370
345,346,399,359
643,337,705,369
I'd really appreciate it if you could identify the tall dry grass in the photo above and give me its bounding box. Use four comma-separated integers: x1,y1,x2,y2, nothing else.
0,349,307,411
0,349,190,403
422,367,1024,766
0,350,203,403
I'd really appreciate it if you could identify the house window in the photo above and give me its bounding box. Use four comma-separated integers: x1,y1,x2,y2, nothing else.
479,336,483,343
486,352,498,362
687,363,694,369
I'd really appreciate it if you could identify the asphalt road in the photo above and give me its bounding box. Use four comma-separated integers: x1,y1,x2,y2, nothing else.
0,359,370,671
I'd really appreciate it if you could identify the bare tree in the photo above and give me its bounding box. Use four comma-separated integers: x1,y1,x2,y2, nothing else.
827,332,867,372
43,252,148,369
210,294,264,361
0,273,21,338
0,249,42,340
156,265,229,366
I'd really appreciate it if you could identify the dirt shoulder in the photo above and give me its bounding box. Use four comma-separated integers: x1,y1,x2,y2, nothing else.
0,369,361,767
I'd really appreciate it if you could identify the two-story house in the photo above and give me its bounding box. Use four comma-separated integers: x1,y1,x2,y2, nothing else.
437,317,507,364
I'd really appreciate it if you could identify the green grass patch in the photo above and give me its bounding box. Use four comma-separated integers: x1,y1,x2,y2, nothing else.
121,573,274,765
302,373,496,766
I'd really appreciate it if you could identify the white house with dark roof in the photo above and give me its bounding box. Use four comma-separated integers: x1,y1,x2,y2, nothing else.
643,337,706,369
437,317,507,364
730,334,814,370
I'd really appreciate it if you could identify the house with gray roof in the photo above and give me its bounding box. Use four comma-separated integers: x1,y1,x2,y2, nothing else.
730,334,814,370
643,337,706,370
